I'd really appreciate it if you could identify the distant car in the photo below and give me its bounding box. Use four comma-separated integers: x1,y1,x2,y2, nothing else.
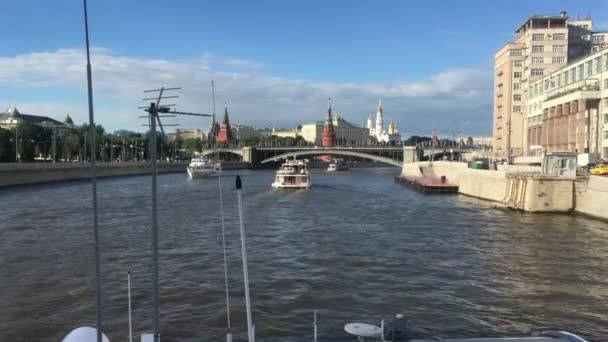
590,164,608,175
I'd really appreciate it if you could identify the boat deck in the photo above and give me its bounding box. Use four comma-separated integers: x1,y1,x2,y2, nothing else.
395,175,459,194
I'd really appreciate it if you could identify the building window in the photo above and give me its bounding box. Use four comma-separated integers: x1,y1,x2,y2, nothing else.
553,33,566,40
509,49,522,56
586,61,592,77
564,71,570,84
532,34,544,41
577,65,584,80
594,57,601,74
513,106,521,112
514,83,521,90
513,94,521,101
593,35,605,44
552,57,565,64
531,69,544,76
532,57,544,64
514,71,522,79
605,79,608,89
513,60,523,67
531,45,544,53
553,45,565,53
605,130,608,139
604,113,608,124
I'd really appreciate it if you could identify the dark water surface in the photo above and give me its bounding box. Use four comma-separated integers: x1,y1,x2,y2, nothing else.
1,168,607,341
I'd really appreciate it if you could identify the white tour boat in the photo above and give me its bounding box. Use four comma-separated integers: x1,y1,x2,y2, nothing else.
327,159,349,172
272,160,311,189
187,157,222,178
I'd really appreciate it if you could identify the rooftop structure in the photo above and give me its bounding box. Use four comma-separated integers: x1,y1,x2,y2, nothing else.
0,107,72,135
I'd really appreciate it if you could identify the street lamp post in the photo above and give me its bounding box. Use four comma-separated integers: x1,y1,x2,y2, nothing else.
52,131,57,163
15,125,19,162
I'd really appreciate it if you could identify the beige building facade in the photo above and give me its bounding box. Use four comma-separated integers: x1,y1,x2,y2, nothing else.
167,128,205,142
527,47,608,159
301,114,369,146
493,12,607,159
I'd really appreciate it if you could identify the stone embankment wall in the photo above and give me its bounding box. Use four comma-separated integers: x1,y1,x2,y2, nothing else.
459,168,508,203
401,161,608,220
0,162,190,187
575,175,608,219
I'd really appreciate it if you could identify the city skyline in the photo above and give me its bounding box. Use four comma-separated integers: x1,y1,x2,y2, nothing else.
0,1,607,136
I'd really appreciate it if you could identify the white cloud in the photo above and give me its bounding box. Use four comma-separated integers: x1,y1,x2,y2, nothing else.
0,48,493,136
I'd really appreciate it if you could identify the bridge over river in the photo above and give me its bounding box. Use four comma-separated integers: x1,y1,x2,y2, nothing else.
199,146,487,167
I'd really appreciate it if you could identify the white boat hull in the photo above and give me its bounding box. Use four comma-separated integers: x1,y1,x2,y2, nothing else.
187,168,220,178
272,181,311,189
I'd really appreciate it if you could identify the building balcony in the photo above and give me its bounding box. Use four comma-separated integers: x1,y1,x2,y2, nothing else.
542,78,601,108
545,78,601,101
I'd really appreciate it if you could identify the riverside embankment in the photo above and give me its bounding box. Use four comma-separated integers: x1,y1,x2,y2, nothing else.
0,162,190,187
402,161,608,220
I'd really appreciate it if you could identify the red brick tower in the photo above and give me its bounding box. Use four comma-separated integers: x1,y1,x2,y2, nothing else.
217,103,232,143
322,98,336,147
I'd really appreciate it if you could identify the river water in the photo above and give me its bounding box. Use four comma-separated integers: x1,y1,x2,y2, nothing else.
0,167,607,341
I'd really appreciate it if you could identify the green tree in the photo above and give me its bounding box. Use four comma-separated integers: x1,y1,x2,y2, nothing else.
0,127,15,162
404,135,432,146
15,122,52,161
64,115,74,126
78,124,105,160
63,131,81,161
182,138,202,154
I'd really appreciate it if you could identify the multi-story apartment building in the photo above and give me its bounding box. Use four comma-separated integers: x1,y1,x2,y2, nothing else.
494,43,525,158
166,128,205,142
527,47,608,159
493,12,607,160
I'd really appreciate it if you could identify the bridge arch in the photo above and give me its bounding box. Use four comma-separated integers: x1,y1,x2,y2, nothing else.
260,149,402,167
200,148,244,158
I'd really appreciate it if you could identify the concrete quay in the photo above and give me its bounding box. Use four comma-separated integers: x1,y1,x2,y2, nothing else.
402,161,608,221
0,161,250,188
0,162,189,187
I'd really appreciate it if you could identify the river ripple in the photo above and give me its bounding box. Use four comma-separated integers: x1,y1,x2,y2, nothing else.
0,167,607,341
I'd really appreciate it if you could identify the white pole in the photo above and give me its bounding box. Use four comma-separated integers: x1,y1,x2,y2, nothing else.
236,176,254,342
313,311,318,342
83,1,103,341
218,173,232,342
128,271,133,342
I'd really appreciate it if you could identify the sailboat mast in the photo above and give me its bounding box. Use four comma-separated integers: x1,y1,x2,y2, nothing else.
236,176,254,342
212,80,216,119
218,173,232,342
82,1,103,341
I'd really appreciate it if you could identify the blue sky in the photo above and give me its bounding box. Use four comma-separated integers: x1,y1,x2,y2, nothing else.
0,0,607,136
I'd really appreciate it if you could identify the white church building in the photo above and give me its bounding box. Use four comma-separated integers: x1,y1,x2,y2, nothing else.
367,100,401,144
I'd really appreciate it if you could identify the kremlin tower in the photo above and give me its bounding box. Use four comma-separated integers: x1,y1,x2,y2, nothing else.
216,103,232,143
367,99,401,144
375,100,383,139
322,98,336,147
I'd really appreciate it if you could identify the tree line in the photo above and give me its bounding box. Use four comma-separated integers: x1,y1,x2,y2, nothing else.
0,114,454,163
